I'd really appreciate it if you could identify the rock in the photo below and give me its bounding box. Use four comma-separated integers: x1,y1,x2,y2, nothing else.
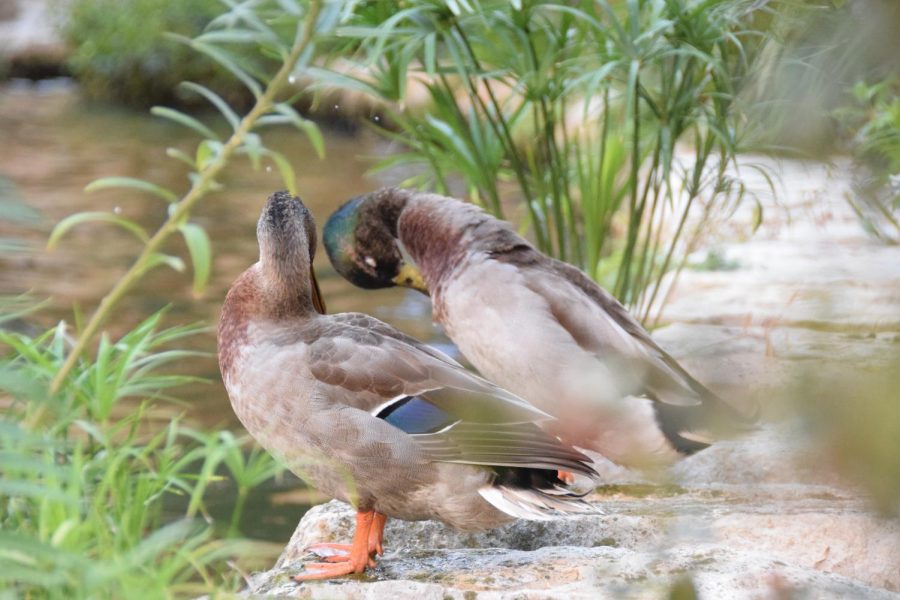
651,322,900,417
657,159,900,333
249,546,899,599
245,490,899,599
248,419,900,599
0,0,68,79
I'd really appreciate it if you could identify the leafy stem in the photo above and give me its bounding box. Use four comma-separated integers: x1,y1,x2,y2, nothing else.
49,0,323,394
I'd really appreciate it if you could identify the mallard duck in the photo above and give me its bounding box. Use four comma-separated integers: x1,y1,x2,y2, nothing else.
323,188,756,471
217,191,597,581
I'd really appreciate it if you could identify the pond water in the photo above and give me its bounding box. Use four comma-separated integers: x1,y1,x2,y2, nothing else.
0,79,448,541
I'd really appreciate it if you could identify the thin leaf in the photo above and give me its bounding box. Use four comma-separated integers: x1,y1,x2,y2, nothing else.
191,41,262,98
84,177,178,204
143,253,186,274
166,148,197,169
179,82,241,131
196,140,223,171
151,107,219,141
273,104,325,158
47,212,149,249
178,223,212,296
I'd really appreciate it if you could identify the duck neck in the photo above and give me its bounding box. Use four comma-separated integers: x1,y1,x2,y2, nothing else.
259,247,317,319
396,194,482,290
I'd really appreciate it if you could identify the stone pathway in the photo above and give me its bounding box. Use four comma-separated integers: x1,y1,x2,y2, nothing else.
245,157,900,599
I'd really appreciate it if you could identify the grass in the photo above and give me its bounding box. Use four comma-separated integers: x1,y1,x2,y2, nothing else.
0,309,284,598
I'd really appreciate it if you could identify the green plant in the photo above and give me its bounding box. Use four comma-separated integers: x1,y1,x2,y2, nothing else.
310,0,775,321
0,310,283,598
61,0,234,106
843,78,900,177
836,77,900,241
179,429,285,537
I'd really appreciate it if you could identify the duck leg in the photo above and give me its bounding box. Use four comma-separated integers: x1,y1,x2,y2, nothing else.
369,512,387,556
305,511,388,562
294,510,376,581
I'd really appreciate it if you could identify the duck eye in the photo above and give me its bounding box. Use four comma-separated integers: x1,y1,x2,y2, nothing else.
364,256,377,268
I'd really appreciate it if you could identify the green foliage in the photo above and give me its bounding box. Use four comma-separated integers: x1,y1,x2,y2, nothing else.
843,77,900,177
312,0,775,320
60,0,234,106
836,77,900,242
750,0,900,153
0,310,284,598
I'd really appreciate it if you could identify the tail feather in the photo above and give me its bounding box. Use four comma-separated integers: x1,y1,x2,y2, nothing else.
652,388,760,456
478,479,599,521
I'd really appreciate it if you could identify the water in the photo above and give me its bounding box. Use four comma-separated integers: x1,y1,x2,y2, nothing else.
0,80,446,540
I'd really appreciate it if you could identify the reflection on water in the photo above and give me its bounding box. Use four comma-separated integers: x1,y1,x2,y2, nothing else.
0,80,447,540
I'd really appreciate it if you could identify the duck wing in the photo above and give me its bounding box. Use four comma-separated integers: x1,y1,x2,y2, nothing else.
298,313,596,478
494,250,756,442
536,259,711,404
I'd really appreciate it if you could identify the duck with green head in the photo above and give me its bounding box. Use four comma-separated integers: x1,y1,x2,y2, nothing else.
218,191,597,581
324,188,757,472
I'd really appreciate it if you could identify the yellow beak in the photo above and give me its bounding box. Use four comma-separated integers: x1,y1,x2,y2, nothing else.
392,263,428,294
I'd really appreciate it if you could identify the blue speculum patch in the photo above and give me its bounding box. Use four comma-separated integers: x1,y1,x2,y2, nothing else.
378,396,455,434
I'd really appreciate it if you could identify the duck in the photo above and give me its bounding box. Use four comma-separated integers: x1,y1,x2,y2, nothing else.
217,190,598,581
323,188,757,472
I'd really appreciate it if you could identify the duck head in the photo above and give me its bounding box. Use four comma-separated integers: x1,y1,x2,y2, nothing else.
323,189,427,294
258,190,326,314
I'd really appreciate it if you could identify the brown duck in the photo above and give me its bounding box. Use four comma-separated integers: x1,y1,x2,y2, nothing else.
324,188,756,472
217,191,597,580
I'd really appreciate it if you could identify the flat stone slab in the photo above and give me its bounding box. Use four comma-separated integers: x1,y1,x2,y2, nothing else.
659,158,900,332
251,546,897,599
246,482,898,599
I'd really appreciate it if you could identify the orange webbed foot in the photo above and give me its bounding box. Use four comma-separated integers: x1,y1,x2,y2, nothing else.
295,510,388,582
305,543,376,568
294,560,364,581
305,542,353,557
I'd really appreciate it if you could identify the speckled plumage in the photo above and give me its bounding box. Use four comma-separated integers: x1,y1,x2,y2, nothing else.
217,192,597,541
324,188,757,469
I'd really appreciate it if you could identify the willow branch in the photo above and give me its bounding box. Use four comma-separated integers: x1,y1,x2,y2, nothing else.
49,1,322,394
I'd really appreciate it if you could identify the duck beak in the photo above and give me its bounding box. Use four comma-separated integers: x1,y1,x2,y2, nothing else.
310,265,327,314
392,263,428,294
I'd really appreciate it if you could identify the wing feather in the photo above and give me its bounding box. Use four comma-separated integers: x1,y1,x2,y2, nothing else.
301,313,595,477
528,258,758,432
